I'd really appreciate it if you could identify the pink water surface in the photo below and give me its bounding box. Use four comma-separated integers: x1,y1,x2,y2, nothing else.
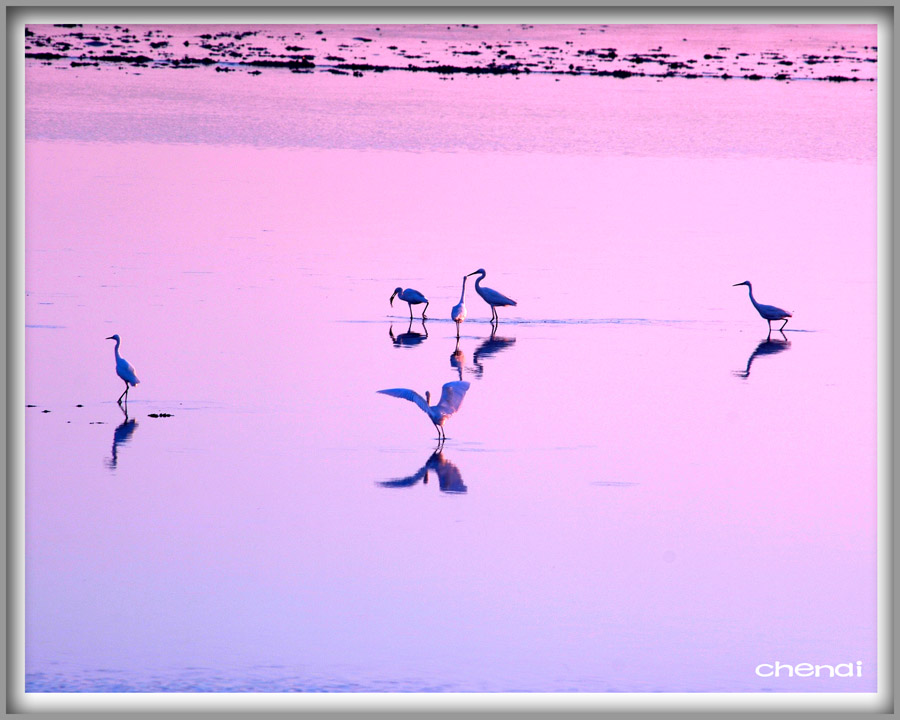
22,24,878,695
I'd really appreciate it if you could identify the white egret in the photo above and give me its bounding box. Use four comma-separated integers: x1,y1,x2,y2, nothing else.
106,334,140,404
450,275,469,338
467,269,517,323
732,281,792,331
377,381,470,440
390,287,429,319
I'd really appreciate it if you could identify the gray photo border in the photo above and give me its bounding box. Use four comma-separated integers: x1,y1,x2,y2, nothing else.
4,1,895,716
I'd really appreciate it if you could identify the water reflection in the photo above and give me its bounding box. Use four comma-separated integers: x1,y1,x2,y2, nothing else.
376,446,467,494
389,319,428,348
472,326,516,378
106,407,138,470
734,331,791,379
450,342,466,381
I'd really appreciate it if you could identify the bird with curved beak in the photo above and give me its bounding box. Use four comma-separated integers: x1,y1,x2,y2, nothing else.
390,287,429,320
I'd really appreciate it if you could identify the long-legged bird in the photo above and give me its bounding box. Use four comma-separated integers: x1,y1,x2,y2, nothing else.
390,287,429,319
467,269,516,323
377,381,470,440
106,334,140,405
732,281,792,331
451,275,469,339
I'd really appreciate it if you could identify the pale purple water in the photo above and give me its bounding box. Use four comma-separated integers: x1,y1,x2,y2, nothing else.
23,24,877,694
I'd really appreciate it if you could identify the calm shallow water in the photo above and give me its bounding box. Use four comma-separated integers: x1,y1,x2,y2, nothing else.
23,24,877,694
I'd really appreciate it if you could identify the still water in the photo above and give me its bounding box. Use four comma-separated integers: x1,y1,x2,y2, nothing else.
23,23,877,694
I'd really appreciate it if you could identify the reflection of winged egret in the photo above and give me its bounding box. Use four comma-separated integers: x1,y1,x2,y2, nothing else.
376,447,467,494
377,381,471,440
390,287,429,319
389,319,428,348
106,334,140,405
733,331,791,378
467,268,517,323
451,275,468,339
733,281,792,331
106,415,138,469
472,326,516,378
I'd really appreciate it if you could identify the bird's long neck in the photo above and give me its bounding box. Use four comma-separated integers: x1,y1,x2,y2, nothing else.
473,271,485,290
745,284,760,309
458,278,467,303
112,338,121,359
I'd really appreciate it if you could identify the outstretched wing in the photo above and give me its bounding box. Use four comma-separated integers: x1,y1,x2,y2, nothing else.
377,388,430,415
435,381,470,416
377,465,428,488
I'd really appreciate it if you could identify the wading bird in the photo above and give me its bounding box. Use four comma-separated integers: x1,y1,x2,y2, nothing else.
451,275,469,339
377,381,471,440
106,334,140,405
390,287,429,319
467,269,517,323
732,281,792,331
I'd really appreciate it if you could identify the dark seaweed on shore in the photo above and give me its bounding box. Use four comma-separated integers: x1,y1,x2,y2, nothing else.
24,24,878,83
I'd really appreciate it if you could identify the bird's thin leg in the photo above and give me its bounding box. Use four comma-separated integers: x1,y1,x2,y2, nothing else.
456,322,460,339
408,304,414,320
117,384,127,405
422,302,429,319
780,318,788,331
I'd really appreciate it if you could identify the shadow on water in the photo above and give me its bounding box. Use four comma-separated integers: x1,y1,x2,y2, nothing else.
472,325,516,379
450,340,465,381
106,405,138,470
376,445,467,494
389,319,428,348
733,330,792,379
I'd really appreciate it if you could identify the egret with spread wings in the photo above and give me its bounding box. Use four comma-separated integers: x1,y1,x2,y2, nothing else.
377,381,471,440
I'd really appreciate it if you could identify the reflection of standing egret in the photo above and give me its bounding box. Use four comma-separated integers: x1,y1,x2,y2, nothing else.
106,414,138,470
390,287,429,319
376,447,467,494
467,268,517,323
106,334,140,405
733,330,791,378
472,325,516,378
377,381,470,440
389,319,428,348
450,344,466,381
732,281,792,331
451,275,469,339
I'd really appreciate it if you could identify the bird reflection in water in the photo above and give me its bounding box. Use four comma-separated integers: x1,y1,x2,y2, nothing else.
376,445,467,494
106,405,138,470
450,340,466,381
472,325,516,378
733,330,791,378
389,319,428,348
